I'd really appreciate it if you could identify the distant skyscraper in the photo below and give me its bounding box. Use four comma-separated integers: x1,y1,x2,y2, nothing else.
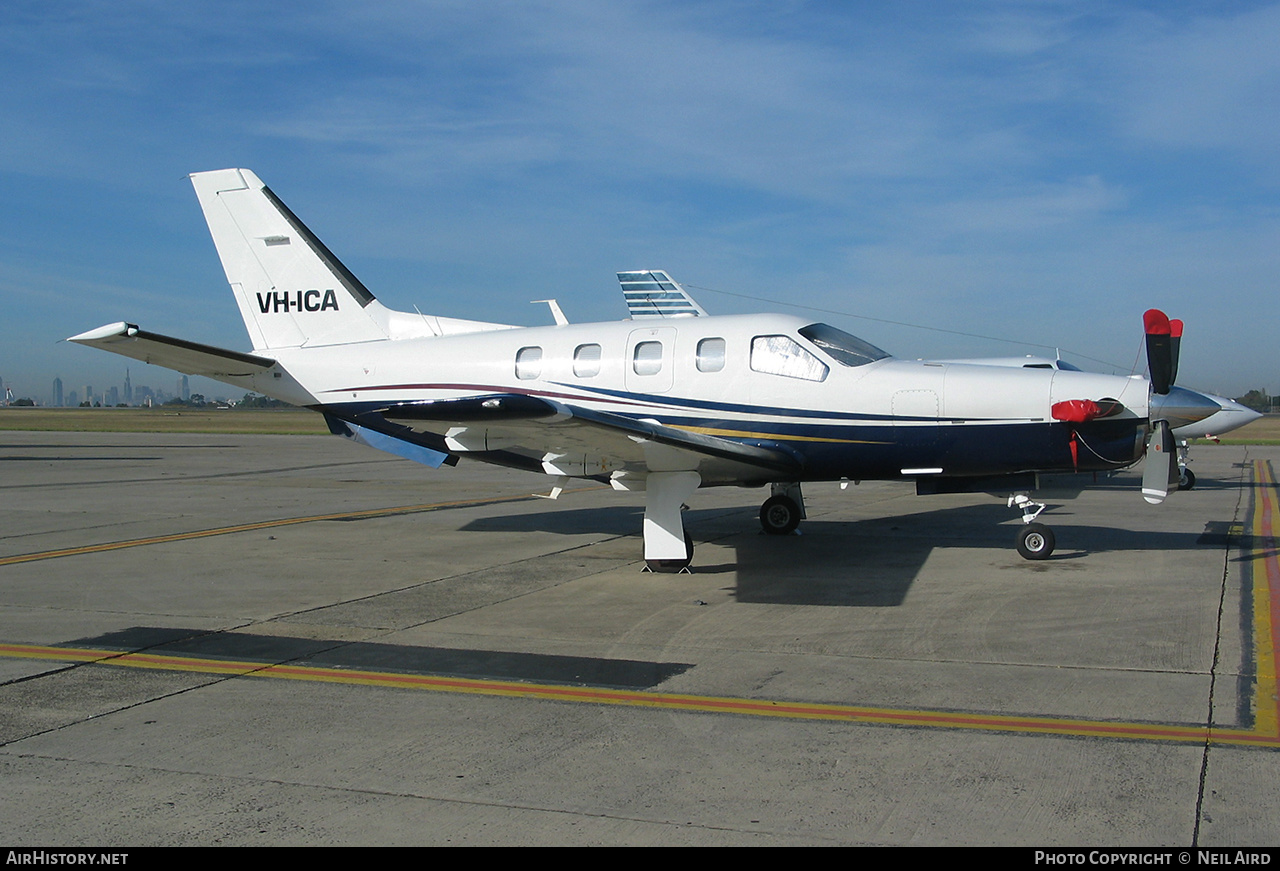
68,390,79,407
83,385,93,406
180,375,190,401
124,369,133,405
53,376,63,407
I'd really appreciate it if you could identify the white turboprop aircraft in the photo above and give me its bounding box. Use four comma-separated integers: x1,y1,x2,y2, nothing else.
71,168,1222,570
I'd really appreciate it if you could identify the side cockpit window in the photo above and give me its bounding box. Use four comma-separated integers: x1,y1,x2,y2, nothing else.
751,335,828,382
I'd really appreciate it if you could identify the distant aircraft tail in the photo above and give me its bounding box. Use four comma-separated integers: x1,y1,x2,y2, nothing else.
617,270,708,319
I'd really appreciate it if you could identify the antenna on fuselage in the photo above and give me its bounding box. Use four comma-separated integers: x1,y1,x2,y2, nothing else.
532,299,569,326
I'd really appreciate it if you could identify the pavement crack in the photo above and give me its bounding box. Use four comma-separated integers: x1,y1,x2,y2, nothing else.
1193,447,1252,847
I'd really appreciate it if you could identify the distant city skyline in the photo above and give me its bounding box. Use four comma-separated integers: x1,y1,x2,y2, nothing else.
1,367,233,407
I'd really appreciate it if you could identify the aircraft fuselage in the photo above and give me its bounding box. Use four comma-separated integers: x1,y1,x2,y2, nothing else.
249,312,1154,487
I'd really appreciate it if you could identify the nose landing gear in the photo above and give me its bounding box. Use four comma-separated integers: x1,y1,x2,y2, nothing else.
1009,493,1055,560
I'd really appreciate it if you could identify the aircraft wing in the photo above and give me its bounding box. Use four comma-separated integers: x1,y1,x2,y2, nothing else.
377,394,802,485
68,322,276,378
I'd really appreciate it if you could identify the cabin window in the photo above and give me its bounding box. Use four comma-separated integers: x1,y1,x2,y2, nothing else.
696,337,726,373
751,335,828,382
515,346,542,380
574,343,602,377
633,341,663,376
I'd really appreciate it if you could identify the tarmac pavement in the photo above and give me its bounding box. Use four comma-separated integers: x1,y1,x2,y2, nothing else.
1,431,1276,846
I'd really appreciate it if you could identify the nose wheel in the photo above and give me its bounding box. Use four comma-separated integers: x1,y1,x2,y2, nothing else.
1015,522,1055,560
1009,493,1055,560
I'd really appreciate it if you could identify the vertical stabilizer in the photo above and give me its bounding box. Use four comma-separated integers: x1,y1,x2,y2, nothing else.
190,169,389,350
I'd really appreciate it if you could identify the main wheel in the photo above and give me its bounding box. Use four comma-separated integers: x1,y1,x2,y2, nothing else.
1178,468,1196,491
760,495,802,535
1016,523,1055,560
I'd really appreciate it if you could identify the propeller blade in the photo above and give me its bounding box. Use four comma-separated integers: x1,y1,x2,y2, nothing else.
1169,318,1183,387
1144,309,1173,395
1142,419,1177,504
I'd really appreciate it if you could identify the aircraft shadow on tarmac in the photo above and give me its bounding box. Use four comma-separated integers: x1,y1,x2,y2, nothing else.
726,510,1238,607
461,504,646,537
462,498,1237,608
63,626,693,691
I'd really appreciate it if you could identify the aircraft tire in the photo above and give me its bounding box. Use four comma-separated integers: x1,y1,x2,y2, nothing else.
1178,468,1196,491
760,495,802,536
1016,523,1055,560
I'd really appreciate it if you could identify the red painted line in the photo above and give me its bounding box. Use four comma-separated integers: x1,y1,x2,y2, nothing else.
4,640,1279,746
1257,461,1280,731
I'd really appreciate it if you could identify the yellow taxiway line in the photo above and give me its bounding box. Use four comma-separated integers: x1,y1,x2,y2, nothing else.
0,491,560,567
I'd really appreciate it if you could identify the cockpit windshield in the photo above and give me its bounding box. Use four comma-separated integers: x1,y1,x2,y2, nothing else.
798,323,890,367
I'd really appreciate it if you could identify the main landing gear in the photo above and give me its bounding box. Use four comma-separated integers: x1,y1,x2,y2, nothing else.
645,480,806,572
641,471,701,573
1009,493,1054,560
759,483,806,536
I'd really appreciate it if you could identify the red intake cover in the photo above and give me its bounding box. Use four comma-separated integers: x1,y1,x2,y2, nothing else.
1052,399,1102,423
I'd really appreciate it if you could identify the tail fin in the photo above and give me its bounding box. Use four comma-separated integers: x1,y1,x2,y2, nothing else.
190,169,389,350
617,270,708,319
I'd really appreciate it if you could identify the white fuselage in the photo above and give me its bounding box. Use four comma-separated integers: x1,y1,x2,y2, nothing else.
241,312,1154,485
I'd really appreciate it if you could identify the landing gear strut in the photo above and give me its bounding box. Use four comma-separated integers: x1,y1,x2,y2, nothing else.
1177,440,1196,491
1009,493,1055,560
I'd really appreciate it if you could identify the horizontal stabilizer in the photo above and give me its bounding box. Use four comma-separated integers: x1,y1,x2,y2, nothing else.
67,322,276,378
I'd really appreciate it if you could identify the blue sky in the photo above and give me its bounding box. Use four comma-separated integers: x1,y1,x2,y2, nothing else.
2,1,1276,402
